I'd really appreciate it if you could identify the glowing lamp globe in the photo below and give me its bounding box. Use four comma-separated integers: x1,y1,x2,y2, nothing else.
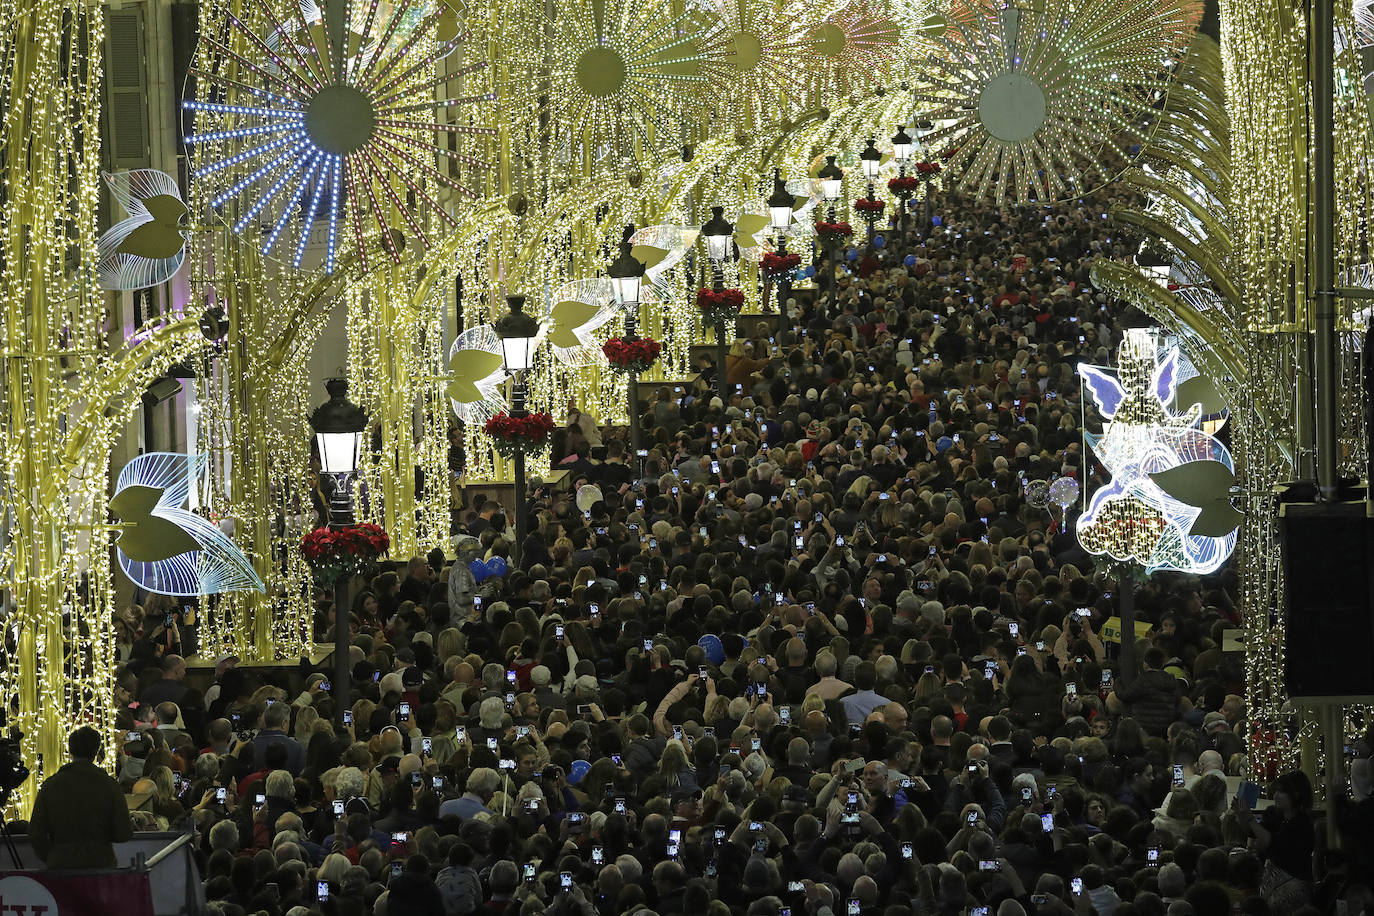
818,155,844,201
494,295,542,374
891,125,914,163
608,230,646,308
766,169,793,231
701,206,734,263
309,378,368,475
860,138,882,180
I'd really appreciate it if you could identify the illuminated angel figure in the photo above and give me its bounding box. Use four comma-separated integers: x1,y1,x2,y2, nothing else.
184,0,493,273
98,169,191,291
914,0,1199,206
1076,330,1239,575
111,453,265,596
491,0,712,170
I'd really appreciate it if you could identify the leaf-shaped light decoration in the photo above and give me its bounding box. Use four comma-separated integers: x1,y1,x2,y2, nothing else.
1175,374,1227,415
629,224,700,295
1148,459,1241,537
785,179,822,239
445,324,507,423
1187,500,1244,537
98,169,190,291
111,452,265,596
1149,459,1236,508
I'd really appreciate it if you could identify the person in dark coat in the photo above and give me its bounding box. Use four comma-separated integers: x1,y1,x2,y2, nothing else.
1110,647,1183,737
386,854,447,915
28,726,133,868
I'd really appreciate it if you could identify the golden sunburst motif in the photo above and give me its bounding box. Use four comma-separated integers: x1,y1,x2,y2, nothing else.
809,1,903,80
694,0,822,126
185,0,493,273
914,0,1199,205
492,0,714,171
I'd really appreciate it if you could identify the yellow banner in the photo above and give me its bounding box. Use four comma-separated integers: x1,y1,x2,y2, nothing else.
1099,616,1153,644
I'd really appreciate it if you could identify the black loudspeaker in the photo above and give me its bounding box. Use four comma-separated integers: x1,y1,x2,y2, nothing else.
1279,490,1374,698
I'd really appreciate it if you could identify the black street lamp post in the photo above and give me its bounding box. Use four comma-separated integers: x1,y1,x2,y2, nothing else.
608,226,647,458
701,206,734,403
766,168,794,318
308,378,368,730
817,155,844,298
494,295,541,569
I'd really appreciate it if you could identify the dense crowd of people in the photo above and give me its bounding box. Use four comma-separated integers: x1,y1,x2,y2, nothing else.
52,190,1374,916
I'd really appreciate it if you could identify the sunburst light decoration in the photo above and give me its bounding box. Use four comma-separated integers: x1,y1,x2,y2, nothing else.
185,0,494,273
808,0,904,86
914,0,1199,206
493,0,714,171
693,0,822,126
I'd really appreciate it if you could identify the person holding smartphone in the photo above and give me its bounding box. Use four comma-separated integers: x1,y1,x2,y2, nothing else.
384,853,447,913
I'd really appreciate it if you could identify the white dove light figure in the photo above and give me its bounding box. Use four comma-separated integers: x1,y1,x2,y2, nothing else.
1075,329,1239,574
111,452,264,596
546,278,622,368
445,325,508,424
628,225,699,297
97,169,190,291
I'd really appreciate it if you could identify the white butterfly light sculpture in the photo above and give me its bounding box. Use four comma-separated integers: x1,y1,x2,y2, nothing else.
97,169,189,291
111,452,264,596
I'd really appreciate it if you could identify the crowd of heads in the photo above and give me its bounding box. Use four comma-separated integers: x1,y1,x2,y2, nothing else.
82,189,1369,916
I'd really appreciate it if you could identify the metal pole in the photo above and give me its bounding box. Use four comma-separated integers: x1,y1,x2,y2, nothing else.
625,312,641,457
1323,702,1344,849
329,475,354,730
1313,0,1339,500
511,376,527,568
717,320,730,403
1118,572,1136,688
333,575,351,729
710,261,730,403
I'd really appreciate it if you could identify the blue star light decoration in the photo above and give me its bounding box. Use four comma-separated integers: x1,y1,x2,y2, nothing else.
184,0,493,272
1075,329,1239,574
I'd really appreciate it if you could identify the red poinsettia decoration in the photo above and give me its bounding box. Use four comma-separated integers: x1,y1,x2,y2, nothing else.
484,411,557,460
815,221,854,245
301,522,390,586
854,198,886,215
887,176,920,195
602,336,661,374
914,161,942,175
760,250,801,281
697,287,745,327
